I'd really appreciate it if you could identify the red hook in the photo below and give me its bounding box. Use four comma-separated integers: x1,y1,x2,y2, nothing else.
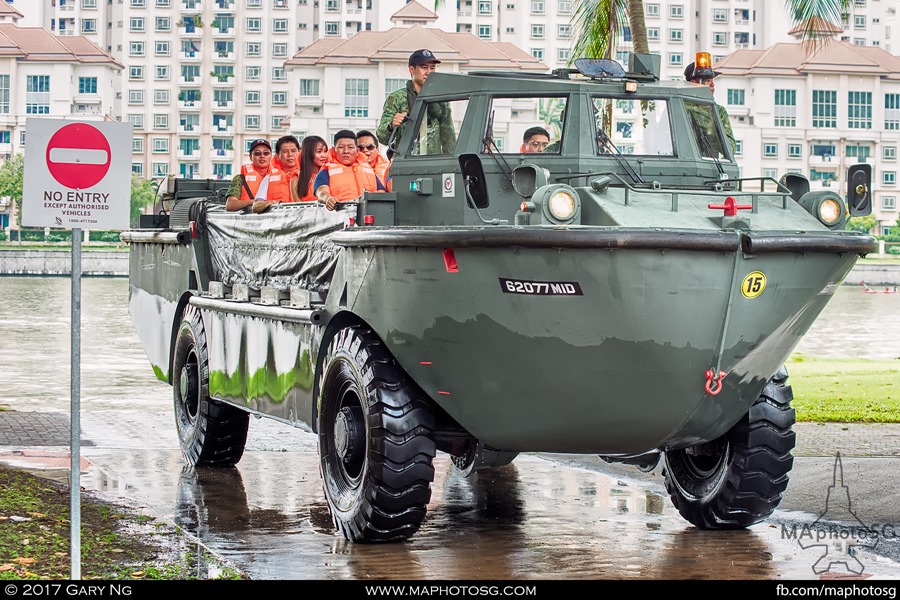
705,369,727,395
708,196,752,217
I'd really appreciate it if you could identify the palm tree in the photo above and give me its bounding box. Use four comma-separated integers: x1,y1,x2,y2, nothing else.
786,0,851,49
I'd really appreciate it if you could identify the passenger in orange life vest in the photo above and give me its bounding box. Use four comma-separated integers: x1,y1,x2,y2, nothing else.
521,126,550,153
314,130,385,211
273,135,301,182
225,139,289,212
355,129,391,192
290,135,328,202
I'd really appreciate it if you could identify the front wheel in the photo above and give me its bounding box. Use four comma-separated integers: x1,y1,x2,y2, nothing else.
662,368,795,529
172,305,249,467
318,326,436,542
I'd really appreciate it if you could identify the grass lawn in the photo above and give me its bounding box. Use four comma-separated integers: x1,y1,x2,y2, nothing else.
787,354,900,423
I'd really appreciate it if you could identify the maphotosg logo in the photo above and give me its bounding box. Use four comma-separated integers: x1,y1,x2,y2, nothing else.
781,453,897,578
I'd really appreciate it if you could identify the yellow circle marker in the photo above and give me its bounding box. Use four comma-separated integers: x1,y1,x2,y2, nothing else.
741,271,767,299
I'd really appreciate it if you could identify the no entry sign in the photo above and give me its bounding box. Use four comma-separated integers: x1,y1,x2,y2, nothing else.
23,118,132,230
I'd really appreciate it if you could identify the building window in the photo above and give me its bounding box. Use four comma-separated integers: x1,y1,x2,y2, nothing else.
788,144,802,158
155,41,170,56
558,24,571,38
558,0,571,14
668,53,683,66
531,48,544,60
132,162,144,176
885,94,900,130
558,48,571,63
246,91,260,105
531,24,544,38
646,3,659,17
734,140,743,156
713,32,728,46
647,28,659,41
246,17,261,32
78,77,98,94
247,42,261,56
272,115,286,129
727,89,744,105
130,17,145,32
325,0,339,10
670,4,683,19
764,143,778,157
246,115,260,129
272,91,287,106
713,8,727,22
132,138,143,153
130,0,146,7
156,65,170,80
151,162,168,177
128,114,144,129
764,168,778,180
883,196,896,210
884,146,897,161
774,89,797,127
156,0,171,6
0,75,9,113
81,19,97,33
478,1,492,15
812,90,836,128
155,17,170,31
83,0,98,8
129,66,144,80
152,138,168,153
273,19,288,32
154,89,170,104
344,78,369,117
846,145,871,161
272,67,286,81
246,66,261,80
325,22,339,36
300,79,320,96
478,25,492,38
154,114,169,129
213,164,232,179
272,43,287,57
884,171,896,186
530,0,544,14
129,41,145,56
25,75,50,115
854,15,866,28
848,91,872,129
669,29,683,43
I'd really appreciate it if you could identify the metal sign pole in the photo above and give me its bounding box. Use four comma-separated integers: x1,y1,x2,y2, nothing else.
70,227,82,580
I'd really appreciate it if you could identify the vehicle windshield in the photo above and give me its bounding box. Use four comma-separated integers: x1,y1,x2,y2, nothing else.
481,96,567,154
592,97,674,156
683,100,730,161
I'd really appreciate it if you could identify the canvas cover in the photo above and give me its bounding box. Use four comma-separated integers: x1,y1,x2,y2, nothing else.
204,202,350,293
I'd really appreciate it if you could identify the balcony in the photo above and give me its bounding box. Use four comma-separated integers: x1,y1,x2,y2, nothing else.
212,124,234,135
210,149,235,161
213,100,235,110
176,149,202,160
211,75,235,86
295,96,324,108
809,154,837,167
178,25,203,36
178,99,202,110
211,26,235,38
214,0,236,8
179,75,202,85
214,51,236,62
181,1,202,12
179,50,202,62
177,123,200,135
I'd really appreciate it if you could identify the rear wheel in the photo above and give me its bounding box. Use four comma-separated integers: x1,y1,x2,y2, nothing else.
663,368,795,529
172,306,249,467
318,326,436,542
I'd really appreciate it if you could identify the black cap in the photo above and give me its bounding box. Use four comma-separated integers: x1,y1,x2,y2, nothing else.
684,62,721,82
248,138,271,153
409,48,441,66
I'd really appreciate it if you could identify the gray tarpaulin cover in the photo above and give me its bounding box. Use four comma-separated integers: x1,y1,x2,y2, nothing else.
204,203,352,293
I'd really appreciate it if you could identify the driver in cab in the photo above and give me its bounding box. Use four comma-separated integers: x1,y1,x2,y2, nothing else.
314,130,384,210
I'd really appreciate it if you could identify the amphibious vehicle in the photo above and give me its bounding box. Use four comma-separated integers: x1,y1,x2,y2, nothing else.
123,55,876,541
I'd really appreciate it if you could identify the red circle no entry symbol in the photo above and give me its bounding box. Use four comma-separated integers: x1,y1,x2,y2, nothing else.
45,123,111,189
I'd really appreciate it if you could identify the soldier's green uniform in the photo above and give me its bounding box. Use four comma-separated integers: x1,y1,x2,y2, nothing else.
377,81,457,155
685,101,735,159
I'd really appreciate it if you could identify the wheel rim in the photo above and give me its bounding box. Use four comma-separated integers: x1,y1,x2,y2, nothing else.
681,440,728,480
178,346,200,424
321,360,367,510
666,437,731,500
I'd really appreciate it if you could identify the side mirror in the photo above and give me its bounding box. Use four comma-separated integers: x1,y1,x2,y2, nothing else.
458,153,489,208
780,172,810,203
847,163,872,216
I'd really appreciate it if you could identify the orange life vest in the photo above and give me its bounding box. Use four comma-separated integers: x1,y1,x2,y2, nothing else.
239,163,289,203
369,154,392,193
322,160,378,201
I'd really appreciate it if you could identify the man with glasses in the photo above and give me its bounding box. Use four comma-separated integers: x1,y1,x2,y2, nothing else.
225,138,290,212
355,130,391,192
314,130,383,210
521,126,551,153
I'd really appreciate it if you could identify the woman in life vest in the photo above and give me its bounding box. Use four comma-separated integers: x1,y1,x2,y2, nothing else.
290,135,328,202
225,138,289,212
355,130,391,192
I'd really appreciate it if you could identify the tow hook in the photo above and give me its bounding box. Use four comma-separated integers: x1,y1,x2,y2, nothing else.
704,369,727,396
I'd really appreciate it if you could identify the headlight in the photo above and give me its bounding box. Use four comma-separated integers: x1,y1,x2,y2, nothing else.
548,190,577,220
532,184,581,224
819,197,842,225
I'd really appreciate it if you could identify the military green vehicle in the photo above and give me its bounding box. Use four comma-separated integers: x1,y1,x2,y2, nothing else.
123,55,875,542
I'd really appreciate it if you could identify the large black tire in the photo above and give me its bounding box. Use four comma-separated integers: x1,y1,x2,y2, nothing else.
662,368,795,529
318,326,436,542
172,306,249,467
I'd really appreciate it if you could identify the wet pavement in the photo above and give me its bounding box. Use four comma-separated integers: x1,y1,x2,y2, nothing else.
1,408,900,580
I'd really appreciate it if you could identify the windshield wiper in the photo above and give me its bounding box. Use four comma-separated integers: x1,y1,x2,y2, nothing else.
482,109,514,185
597,128,644,184
688,111,726,179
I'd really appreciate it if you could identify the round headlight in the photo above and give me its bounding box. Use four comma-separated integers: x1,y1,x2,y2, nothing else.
819,197,843,225
548,190,577,221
